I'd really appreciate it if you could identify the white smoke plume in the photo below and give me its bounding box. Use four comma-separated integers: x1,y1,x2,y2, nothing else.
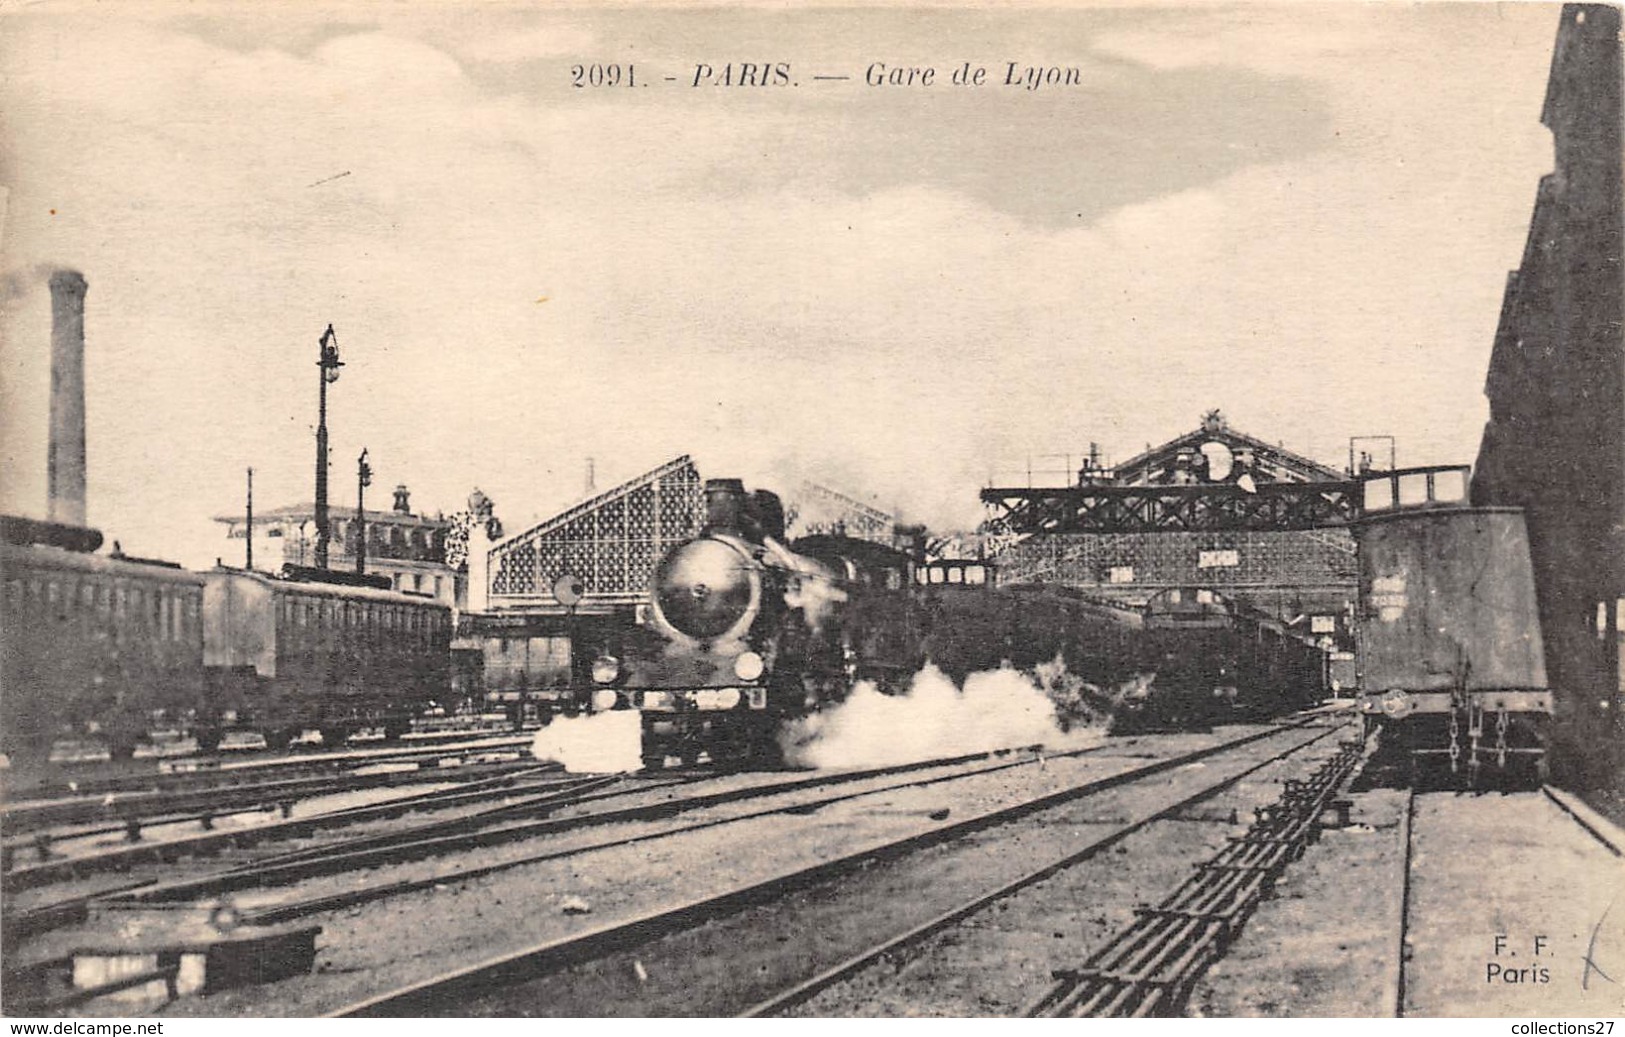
779,662,1102,770
530,710,642,774
1033,653,1155,729
783,571,847,634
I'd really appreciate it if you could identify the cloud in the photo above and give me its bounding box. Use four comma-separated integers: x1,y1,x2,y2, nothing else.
0,5,1562,561
457,23,598,64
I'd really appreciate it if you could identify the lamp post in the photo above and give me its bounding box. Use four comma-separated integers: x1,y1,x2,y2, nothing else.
314,324,344,569
245,467,254,570
355,448,372,575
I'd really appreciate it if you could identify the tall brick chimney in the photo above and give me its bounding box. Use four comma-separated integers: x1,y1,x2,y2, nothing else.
47,270,88,527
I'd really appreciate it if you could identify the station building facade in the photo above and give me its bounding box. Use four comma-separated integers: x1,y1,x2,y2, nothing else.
214,484,461,608
988,413,1360,640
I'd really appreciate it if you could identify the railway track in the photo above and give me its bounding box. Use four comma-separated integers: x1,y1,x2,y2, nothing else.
1024,743,1363,1017
1,734,536,804
0,769,619,947
108,740,1122,929
8,739,1140,1015
332,718,1353,1017
2,767,594,892
4,742,1094,949
2,757,551,855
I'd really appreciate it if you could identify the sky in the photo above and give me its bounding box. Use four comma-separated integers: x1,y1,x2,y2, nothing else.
0,1,1563,567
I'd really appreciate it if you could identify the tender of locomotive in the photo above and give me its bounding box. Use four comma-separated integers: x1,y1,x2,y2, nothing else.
1351,465,1551,785
1115,587,1326,732
201,565,452,749
0,518,206,766
592,478,1147,769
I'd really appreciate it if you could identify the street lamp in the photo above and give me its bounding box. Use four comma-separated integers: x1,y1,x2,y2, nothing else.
314,324,344,569
355,448,372,575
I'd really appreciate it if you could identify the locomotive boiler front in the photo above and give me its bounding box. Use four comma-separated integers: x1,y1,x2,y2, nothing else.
651,534,761,646
616,477,893,769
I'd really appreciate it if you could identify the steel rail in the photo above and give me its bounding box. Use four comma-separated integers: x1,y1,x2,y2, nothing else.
1541,785,1625,858
160,740,1126,922
1028,742,1363,1017
1392,787,1417,1018
743,725,1352,1017
332,720,1331,1018
1,769,599,892
1,734,535,802
3,774,618,944
1,758,552,846
108,743,1104,909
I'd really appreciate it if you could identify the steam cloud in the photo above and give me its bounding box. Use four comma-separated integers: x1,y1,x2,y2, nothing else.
530,710,642,774
778,662,1103,770
782,570,847,634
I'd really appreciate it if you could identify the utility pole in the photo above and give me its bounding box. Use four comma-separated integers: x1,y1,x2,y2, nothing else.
314,324,344,569
356,448,372,575
246,467,254,570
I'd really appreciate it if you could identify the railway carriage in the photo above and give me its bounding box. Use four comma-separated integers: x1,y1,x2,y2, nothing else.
1116,587,1326,732
201,566,452,749
0,521,206,765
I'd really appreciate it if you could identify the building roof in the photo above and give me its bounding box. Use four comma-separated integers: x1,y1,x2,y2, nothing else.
214,503,450,527
488,455,705,605
1105,411,1345,486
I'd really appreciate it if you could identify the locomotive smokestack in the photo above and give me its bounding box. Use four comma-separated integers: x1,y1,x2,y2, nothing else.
47,269,88,527
750,489,786,542
704,478,747,534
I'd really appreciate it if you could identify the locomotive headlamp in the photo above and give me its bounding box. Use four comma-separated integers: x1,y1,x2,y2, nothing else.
591,688,619,712
733,651,765,681
592,656,621,685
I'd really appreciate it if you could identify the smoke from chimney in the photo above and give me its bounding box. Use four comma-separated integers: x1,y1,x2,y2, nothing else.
47,269,87,528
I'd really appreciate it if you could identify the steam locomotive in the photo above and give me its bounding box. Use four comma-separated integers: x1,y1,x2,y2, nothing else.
1350,465,1552,785
1114,587,1327,732
586,478,1153,769
0,515,452,769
